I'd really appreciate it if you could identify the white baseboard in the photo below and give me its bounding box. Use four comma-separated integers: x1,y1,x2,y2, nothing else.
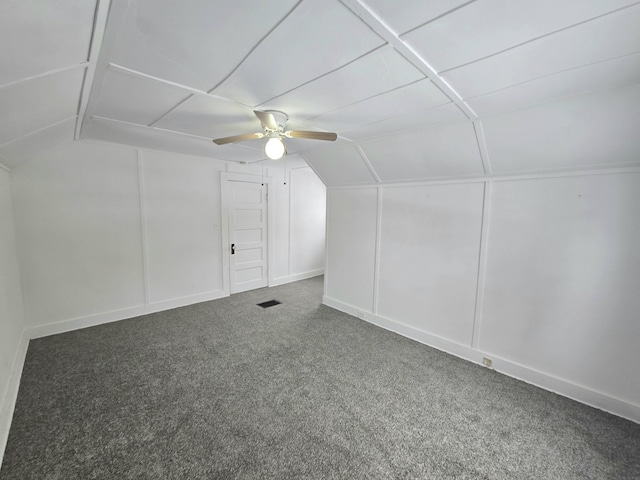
29,289,229,339
0,329,29,465
323,295,640,424
271,269,324,287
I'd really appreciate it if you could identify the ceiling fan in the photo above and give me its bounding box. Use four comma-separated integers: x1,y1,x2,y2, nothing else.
212,110,337,160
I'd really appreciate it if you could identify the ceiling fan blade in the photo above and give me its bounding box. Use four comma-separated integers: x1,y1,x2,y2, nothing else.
254,110,278,130
284,130,338,141
212,132,264,145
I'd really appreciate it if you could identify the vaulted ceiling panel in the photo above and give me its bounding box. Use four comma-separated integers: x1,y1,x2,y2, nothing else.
311,79,451,134
403,0,639,73
0,117,76,169
89,68,191,126
0,0,95,86
83,116,255,162
0,68,83,145
108,0,299,91
154,95,258,139
360,122,483,182
442,5,640,99
4,0,639,177
212,0,385,106
467,53,640,117
482,83,640,173
341,103,467,142
360,0,471,35
303,145,376,186
258,46,424,119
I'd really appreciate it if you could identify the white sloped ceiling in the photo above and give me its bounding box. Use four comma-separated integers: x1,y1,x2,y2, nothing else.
1,0,639,181
0,0,100,170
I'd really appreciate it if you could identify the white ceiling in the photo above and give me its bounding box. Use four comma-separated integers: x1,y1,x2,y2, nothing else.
1,0,640,183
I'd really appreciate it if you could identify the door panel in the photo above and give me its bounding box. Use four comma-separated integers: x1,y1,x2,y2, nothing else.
229,180,268,294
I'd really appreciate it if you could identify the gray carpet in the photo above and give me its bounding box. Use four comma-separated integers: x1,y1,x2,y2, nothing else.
2,276,639,479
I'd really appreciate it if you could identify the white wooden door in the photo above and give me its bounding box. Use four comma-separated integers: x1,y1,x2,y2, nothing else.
228,180,268,294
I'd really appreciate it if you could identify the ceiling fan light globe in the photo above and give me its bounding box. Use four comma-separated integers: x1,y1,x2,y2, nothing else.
265,137,285,160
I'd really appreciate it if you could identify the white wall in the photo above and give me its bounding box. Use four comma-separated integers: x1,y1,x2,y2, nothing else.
0,169,27,463
11,141,325,335
324,172,640,422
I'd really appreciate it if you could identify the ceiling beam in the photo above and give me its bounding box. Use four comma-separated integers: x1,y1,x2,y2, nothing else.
339,0,478,119
75,0,112,140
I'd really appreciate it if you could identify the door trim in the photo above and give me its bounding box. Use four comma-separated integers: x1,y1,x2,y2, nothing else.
221,172,275,295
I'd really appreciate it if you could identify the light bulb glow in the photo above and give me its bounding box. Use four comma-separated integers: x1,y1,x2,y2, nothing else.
265,137,285,160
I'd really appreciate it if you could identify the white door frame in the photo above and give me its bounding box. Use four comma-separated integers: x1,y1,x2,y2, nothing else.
220,172,275,295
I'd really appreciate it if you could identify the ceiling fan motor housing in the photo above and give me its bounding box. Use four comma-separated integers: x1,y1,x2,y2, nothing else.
264,110,289,132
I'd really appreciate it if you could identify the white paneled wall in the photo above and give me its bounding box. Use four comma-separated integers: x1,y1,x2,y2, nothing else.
140,150,225,302
0,170,27,463
11,141,325,335
377,184,484,345
325,188,378,311
324,172,640,422
12,141,146,326
288,167,326,279
481,174,640,406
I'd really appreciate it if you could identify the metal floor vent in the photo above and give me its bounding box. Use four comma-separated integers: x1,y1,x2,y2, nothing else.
257,299,281,309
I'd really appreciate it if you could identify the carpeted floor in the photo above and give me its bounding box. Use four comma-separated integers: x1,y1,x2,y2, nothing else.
2,276,639,479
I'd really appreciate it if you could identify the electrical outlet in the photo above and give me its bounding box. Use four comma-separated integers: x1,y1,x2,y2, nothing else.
482,357,493,368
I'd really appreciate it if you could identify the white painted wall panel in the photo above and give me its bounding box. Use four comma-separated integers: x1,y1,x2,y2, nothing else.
361,121,483,181
141,150,224,302
0,170,26,459
0,68,84,144
12,142,146,326
326,188,377,311
377,183,483,345
289,167,326,275
482,83,640,173
480,174,640,405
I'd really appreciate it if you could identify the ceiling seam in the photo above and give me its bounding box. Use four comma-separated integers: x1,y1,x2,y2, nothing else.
79,0,135,137
354,144,381,183
104,64,255,128
0,116,77,148
305,77,432,121
0,157,11,173
256,44,387,107
463,51,640,102
399,0,478,37
438,1,640,75
91,115,216,141
146,0,306,128
472,120,492,175
0,63,89,91
75,0,112,140
325,165,640,190
338,0,477,120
